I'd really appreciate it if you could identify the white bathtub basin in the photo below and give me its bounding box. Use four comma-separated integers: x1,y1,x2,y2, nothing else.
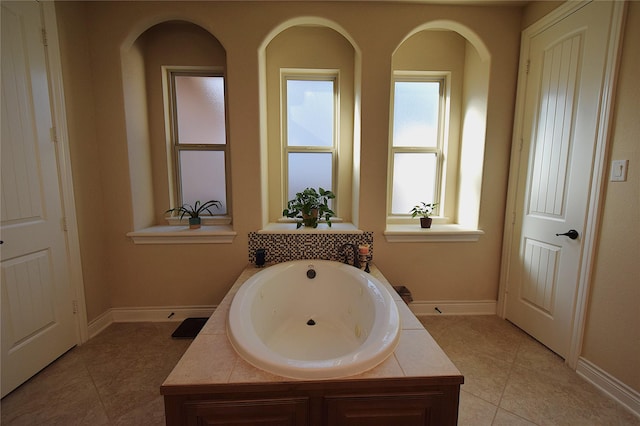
227,260,400,380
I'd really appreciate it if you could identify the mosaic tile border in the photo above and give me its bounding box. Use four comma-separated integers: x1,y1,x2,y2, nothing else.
248,232,373,265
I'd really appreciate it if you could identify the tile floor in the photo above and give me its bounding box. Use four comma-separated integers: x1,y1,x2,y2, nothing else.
1,316,638,425
419,315,639,426
0,322,190,426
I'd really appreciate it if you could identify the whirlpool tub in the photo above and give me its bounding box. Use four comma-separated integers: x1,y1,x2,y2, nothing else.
227,260,401,380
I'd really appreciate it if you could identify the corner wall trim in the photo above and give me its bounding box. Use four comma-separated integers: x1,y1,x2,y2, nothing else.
576,357,640,419
87,305,216,339
409,300,497,316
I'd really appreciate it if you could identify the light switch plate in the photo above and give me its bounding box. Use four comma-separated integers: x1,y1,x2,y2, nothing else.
610,160,628,182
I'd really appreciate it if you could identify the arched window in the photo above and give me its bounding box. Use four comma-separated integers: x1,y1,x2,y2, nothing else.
259,20,360,230
385,24,489,240
122,21,232,232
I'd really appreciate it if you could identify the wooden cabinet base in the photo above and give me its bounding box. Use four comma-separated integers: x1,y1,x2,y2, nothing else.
162,377,462,426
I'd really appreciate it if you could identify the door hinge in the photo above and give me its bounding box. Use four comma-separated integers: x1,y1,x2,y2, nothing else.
61,217,68,232
526,59,531,75
511,211,516,225
50,126,58,143
72,300,78,314
41,28,48,47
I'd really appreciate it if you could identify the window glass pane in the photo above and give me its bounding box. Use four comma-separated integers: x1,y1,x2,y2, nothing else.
179,150,227,214
287,80,334,147
391,152,437,214
175,76,226,145
287,152,333,201
393,81,440,148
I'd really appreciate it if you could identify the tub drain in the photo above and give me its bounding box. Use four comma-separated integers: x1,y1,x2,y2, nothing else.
306,319,316,326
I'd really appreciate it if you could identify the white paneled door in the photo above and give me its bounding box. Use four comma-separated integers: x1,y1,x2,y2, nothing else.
1,1,77,397
505,1,624,359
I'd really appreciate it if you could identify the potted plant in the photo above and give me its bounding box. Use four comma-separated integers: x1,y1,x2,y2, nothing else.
283,187,336,228
165,200,221,229
410,202,438,229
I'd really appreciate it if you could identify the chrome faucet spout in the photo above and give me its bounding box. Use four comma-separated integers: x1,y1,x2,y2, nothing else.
340,243,360,268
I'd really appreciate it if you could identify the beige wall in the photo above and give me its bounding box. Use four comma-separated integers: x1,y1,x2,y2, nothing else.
56,0,638,396
56,1,522,323
55,2,110,321
520,1,564,29
581,2,640,393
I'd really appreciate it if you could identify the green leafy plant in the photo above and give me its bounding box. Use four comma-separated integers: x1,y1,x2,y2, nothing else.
410,202,438,218
165,200,221,219
283,187,336,228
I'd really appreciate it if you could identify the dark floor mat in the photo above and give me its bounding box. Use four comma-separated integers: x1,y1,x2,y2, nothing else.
171,317,209,339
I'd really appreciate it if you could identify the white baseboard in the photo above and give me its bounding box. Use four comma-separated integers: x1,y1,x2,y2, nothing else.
409,300,497,316
87,309,114,339
85,301,494,338
576,357,640,419
87,305,216,339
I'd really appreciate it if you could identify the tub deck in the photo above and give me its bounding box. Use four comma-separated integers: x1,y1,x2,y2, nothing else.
161,264,464,425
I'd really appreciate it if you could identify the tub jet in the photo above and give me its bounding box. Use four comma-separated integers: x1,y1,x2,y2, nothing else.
307,319,316,326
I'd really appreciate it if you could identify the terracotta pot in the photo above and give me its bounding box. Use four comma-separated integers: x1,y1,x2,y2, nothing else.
420,217,432,228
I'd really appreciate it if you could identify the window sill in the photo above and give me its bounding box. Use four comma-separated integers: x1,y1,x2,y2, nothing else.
127,225,236,244
383,224,484,242
259,222,362,234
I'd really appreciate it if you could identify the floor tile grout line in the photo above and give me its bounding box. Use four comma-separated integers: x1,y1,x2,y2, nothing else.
78,348,115,425
76,325,174,425
420,317,525,424
490,334,537,425
458,388,501,422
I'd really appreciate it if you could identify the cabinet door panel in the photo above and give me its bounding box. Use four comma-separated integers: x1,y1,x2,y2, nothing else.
325,392,445,426
186,397,309,426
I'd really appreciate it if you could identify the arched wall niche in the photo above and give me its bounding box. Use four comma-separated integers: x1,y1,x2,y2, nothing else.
258,18,362,227
391,20,490,229
395,20,490,62
121,20,227,230
119,13,224,56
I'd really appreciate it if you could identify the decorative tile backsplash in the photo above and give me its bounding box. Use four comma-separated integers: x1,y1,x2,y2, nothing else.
248,232,373,265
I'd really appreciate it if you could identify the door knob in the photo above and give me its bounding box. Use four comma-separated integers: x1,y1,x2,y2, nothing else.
555,229,579,240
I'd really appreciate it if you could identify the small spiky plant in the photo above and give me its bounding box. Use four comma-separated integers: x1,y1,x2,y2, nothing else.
166,200,221,219
166,200,221,229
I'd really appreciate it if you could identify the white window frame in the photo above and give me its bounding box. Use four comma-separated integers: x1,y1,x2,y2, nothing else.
164,66,232,225
280,69,341,221
387,71,451,225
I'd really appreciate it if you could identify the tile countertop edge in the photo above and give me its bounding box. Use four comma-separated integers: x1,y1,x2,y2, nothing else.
161,262,463,391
